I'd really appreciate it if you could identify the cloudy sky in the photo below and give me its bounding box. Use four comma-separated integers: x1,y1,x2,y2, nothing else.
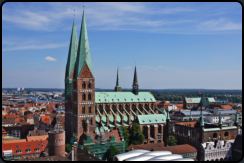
2,2,242,89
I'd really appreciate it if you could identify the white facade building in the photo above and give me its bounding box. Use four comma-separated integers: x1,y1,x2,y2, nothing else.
202,139,234,161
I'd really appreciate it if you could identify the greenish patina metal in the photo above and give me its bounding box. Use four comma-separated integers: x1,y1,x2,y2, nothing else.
185,97,215,104
189,110,192,119
166,111,170,120
65,18,78,100
222,126,237,130
218,111,222,125
234,112,238,123
95,92,156,103
137,114,166,125
200,110,204,126
203,128,221,131
76,10,94,78
85,118,89,123
201,97,210,107
70,134,77,146
188,130,190,136
172,126,175,132
115,66,121,88
66,18,78,79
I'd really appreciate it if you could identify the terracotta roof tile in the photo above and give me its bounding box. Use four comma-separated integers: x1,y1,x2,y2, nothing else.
152,144,197,154
2,140,48,156
27,135,49,142
41,116,51,124
3,139,27,144
221,105,232,110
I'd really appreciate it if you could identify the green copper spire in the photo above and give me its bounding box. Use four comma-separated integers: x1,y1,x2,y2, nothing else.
172,126,175,132
116,66,121,87
218,112,222,125
76,10,94,77
85,118,89,123
200,116,204,126
234,111,238,123
166,111,170,120
189,110,192,119
66,18,78,79
200,109,203,118
188,130,190,136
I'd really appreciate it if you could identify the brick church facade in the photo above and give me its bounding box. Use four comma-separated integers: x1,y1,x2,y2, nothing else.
64,10,167,149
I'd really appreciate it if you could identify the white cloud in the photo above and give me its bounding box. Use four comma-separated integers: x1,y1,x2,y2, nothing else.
200,18,242,31
45,56,57,61
2,43,67,51
123,67,132,69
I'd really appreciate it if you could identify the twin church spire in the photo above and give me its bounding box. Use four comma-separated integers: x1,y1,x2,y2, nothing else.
65,10,139,95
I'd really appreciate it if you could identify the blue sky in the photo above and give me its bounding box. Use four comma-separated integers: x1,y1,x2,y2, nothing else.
2,2,242,89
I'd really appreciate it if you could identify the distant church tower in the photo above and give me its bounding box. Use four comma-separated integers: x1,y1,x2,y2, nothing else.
114,67,122,92
132,65,139,95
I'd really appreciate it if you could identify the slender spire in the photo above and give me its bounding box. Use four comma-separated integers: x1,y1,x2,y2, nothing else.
132,64,139,95
234,111,238,123
76,10,94,77
116,66,121,87
189,110,192,120
65,18,78,79
133,65,138,85
166,111,170,120
218,111,222,125
200,114,204,126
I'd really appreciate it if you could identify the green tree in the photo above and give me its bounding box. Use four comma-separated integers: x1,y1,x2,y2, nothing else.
38,104,41,106
24,111,32,116
83,146,93,154
65,144,71,153
41,108,46,112
55,103,59,108
107,145,120,161
121,126,130,148
129,123,145,145
35,110,40,112
166,135,177,146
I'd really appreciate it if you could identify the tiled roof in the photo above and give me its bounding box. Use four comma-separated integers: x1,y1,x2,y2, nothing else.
2,114,20,119
152,144,197,154
2,140,48,156
175,104,183,109
27,114,34,119
27,135,49,142
22,155,70,161
41,116,51,124
126,142,165,151
3,139,27,144
221,105,232,110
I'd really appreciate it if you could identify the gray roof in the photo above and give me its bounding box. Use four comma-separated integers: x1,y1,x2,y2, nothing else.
177,110,212,116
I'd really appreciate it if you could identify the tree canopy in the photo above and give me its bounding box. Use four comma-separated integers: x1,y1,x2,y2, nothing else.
65,144,71,153
129,123,145,145
24,111,32,116
107,145,120,161
166,135,177,146
55,103,59,108
121,126,130,148
41,108,46,112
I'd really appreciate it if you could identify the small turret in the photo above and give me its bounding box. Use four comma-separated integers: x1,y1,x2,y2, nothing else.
132,65,139,95
114,66,122,92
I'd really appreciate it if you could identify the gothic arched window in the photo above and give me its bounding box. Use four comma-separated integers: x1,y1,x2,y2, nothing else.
89,105,91,113
82,106,85,114
82,93,86,101
88,82,91,88
90,118,92,125
82,82,86,89
88,93,91,100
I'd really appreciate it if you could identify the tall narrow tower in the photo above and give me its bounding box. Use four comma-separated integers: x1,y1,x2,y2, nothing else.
65,18,78,144
72,10,96,142
114,67,122,92
132,65,138,95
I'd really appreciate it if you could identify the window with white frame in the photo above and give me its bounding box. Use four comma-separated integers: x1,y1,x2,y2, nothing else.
35,148,40,152
24,154,30,158
26,149,31,152
15,155,21,159
16,150,22,153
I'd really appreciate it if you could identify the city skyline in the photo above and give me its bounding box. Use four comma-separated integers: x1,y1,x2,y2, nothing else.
2,2,242,89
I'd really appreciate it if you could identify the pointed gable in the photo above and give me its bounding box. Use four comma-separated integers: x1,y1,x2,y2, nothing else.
78,63,94,78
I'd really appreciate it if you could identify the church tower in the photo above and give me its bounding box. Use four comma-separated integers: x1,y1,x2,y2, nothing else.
72,10,96,142
65,18,78,144
114,67,122,92
132,65,138,95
